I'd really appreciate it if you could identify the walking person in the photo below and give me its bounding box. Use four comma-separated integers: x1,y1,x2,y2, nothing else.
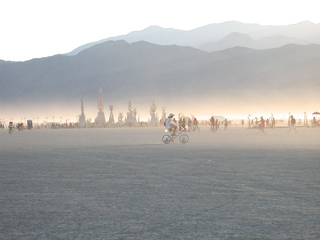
181,118,186,132
289,115,297,133
8,121,13,134
193,117,199,131
187,118,192,132
272,117,276,128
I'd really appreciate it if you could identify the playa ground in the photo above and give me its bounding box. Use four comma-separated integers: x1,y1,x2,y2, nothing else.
1,126,319,239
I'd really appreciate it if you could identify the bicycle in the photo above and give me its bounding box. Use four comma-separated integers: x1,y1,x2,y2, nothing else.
162,130,189,144
210,124,218,133
190,125,200,132
255,125,267,134
311,121,320,128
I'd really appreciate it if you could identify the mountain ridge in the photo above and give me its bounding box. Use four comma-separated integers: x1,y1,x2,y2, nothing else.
66,21,320,56
1,42,320,119
1,41,319,113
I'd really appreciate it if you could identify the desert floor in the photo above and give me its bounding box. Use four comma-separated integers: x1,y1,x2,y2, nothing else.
1,126,319,239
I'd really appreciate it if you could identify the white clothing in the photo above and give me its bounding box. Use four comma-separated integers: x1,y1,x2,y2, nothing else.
165,118,178,130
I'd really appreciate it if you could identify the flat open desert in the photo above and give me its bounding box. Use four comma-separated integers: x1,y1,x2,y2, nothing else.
1,126,319,239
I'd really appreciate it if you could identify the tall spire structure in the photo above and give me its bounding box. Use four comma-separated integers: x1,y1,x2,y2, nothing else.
149,100,157,126
94,88,106,127
161,107,166,124
97,88,104,112
118,113,124,127
107,105,115,127
126,100,138,126
79,97,86,128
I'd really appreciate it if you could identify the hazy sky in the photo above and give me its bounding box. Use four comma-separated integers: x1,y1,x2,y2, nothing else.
1,0,319,61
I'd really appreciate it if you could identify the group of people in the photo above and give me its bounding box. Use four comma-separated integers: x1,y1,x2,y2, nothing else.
165,113,300,136
249,117,276,128
6,122,24,134
164,113,199,135
210,116,228,131
256,115,297,133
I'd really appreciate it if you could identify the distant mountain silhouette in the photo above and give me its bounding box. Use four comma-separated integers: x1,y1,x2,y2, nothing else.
200,32,259,51
200,33,311,52
66,21,320,56
258,35,310,48
1,41,320,118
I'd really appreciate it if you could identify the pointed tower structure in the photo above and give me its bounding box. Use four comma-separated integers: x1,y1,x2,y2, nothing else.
94,88,106,127
126,100,138,126
118,113,124,127
107,105,115,127
149,100,157,126
79,97,86,128
161,107,166,124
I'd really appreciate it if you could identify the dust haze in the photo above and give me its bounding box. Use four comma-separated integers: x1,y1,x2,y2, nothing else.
2,88,317,123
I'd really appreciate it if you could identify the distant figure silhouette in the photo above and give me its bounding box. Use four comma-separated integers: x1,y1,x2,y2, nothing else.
289,115,297,133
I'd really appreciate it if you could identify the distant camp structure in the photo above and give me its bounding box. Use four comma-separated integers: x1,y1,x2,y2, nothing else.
76,89,167,128
126,100,138,127
149,100,158,126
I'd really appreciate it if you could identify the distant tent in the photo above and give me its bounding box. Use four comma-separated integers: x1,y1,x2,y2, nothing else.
313,112,320,119
214,116,227,121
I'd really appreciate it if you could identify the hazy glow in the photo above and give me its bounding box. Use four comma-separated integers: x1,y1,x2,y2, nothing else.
0,0,319,61
2,90,318,123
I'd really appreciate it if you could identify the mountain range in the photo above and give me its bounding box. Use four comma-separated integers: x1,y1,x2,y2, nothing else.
1,40,320,119
67,21,320,55
1,21,320,119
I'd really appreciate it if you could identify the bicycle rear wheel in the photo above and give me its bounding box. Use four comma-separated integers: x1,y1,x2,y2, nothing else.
179,134,189,144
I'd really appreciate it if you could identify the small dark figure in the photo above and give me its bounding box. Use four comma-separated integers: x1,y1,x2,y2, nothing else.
289,115,297,133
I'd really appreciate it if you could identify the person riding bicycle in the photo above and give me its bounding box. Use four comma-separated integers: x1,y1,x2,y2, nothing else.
210,116,215,130
258,117,265,130
165,113,179,135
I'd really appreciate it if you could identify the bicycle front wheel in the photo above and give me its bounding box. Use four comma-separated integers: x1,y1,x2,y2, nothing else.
162,135,172,144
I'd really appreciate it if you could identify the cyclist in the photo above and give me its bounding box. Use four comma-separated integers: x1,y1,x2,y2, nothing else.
210,116,215,131
258,117,265,130
165,113,179,135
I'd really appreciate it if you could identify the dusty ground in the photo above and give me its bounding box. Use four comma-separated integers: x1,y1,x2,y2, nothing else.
1,126,319,239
